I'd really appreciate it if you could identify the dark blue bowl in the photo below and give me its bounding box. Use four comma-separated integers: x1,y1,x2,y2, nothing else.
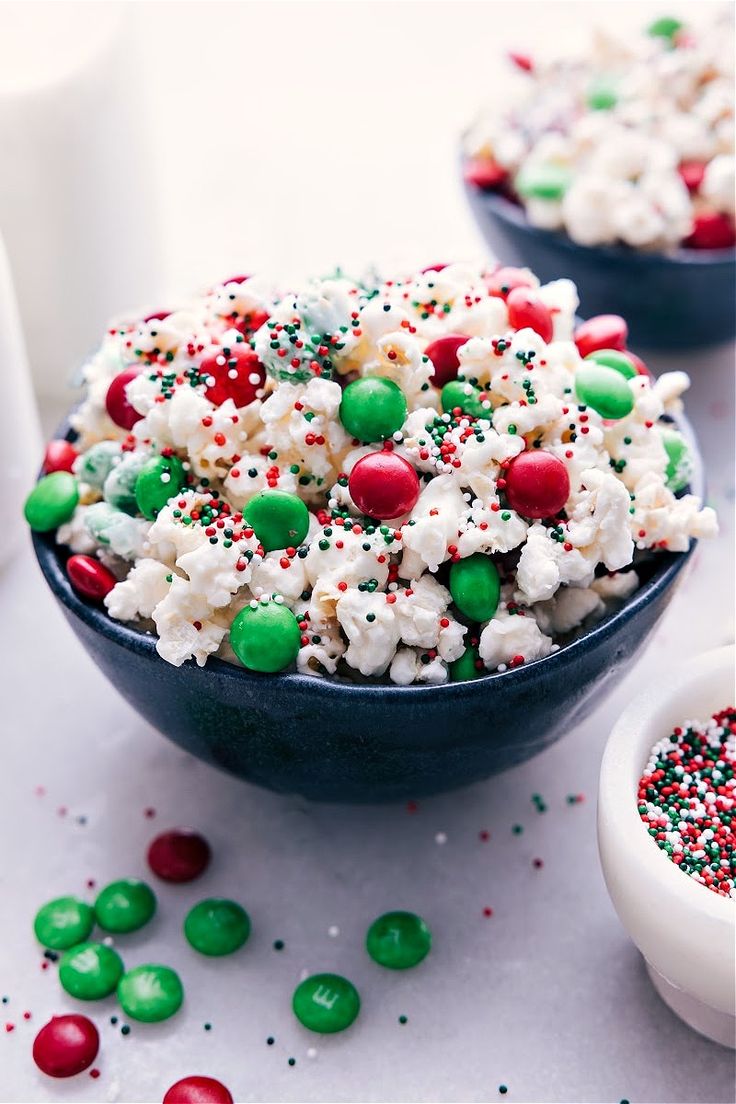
30,417,702,804
463,181,736,351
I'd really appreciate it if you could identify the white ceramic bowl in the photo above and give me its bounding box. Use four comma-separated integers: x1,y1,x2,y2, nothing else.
598,644,735,1048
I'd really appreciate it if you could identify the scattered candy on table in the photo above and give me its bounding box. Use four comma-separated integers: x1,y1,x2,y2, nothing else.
147,828,211,882
292,973,361,1034
366,911,432,970
58,943,124,1001
117,964,184,1023
162,1075,235,1104
184,899,251,956
95,878,157,933
32,1014,99,1078
33,896,94,950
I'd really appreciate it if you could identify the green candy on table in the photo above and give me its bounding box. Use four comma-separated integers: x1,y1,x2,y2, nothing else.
24,472,79,533
366,911,432,970
104,451,151,514
515,163,571,201
184,898,251,956
117,964,183,1023
449,644,484,682
76,441,122,489
647,15,683,42
339,377,408,442
441,380,487,420
243,490,310,552
134,454,188,520
292,973,360,1034
449,554,500,622
661,427,692,492
584,349,637,379
229,601,301,673
59,942,124,1001
33,896,94,950
95,878,156,933
575,363,635,420
587,79,617,111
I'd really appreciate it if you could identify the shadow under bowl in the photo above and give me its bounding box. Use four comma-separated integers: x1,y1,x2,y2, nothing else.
31,416,702,804
463,181,736,351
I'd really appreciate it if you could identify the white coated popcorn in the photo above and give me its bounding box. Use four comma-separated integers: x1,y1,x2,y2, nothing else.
478,609,553,672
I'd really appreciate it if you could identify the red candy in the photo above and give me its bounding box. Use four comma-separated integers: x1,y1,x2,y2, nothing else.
33,1015,99,1078
142,310,172,323
508,50,534,72
66,555,117,602
349,452,420,520
43,439,78,474
504,451,570,519
147,828,211,883
625,351,651,378
221,274,251,285
463,158,508,191
485,267,535,300
201,345,265,409
105,366,143,431
163,1076,234,1104
424,334,470,388
684,210,736,250
573,315,628,359
506,287,554,343
420,262,449,274
677,161,706,193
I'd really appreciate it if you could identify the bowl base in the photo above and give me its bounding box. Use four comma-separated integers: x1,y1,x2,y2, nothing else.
646,959,735,1049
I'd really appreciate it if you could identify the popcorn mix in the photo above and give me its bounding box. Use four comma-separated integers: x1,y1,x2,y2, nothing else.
25,265,716,683
464,11,736,250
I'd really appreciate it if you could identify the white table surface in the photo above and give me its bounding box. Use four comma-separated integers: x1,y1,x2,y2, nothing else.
1,341,734,1104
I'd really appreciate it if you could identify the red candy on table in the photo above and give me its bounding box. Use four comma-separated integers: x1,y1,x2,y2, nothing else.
32,1014,99,1078
573,314,628,358
202,346,265,408
43,439,78,474
105,366,143,431
66,555,117,602
685,211,736,250
504,451,570,519
506,287,554,343
677,161,707,193
424,334,470,388
147,828,211,883
163,1075,234,1104
463,157,508,191
349,451,420,520
485,266,535,300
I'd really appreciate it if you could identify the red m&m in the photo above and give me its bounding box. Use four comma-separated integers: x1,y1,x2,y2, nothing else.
201,345,265,408
485,266,535,300
504,451,570,519
163,1076,234,1104
506,287,554,343
424,334,469,388
147,829,211,883
105,367,143,431
685,211,736,250
573,315,627,358
677,161,707,193
349,452,420,520
66,555,117,602
32,1014,99,1078
43,440,78,474
463,158,508,191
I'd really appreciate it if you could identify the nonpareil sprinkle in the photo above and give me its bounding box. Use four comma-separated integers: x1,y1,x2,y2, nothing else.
637,707,735,898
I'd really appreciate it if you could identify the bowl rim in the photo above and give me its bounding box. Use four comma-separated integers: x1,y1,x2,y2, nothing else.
31,408,703,698
463,175,736,268
598,644,735,923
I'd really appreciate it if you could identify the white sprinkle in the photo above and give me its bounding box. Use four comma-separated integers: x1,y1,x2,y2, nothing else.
160,472,171,483
306,1047,318,1060
327,925,340,938
435,831,447,845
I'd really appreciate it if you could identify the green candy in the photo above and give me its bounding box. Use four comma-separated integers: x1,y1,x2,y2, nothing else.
59,942,124,1000
84,502,144,560
104,451,150,514
515,164,571,201
24,472,79,532
366,911,432,970
449,553,500,622
292,973,360,1034
441,380,487,419
661,427,692,492
243,490,309,552
95,879,156,934
584,349,637,379
117,964,183,1023
229,601,301,673
33,896,94,950
134,454,187,520
184,898,251,956
575,363,635,420
339,377,408,442
647,15,682,42
76,441,121,489
449,645,484,683
587,79,617,111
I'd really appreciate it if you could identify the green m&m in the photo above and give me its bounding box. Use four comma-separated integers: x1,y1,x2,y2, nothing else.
243,490,309,552
229,600,301,673
449,553,500,622
441,380,487,419
33,896,94,950
366,911,432,970
515,163,571,201
661,427,692,492
584,348,637,379
184,898,251,956
76,441,121,489
587,78,617,111
340,377,408,442
292,973,360,1034
575,363,635,420
647,15,683,42
95,879,156,934
104,450,151,514
117,964,183,1023
59,943,124,1001
24,472,79,532
449,645,484,682
134,454,188,520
